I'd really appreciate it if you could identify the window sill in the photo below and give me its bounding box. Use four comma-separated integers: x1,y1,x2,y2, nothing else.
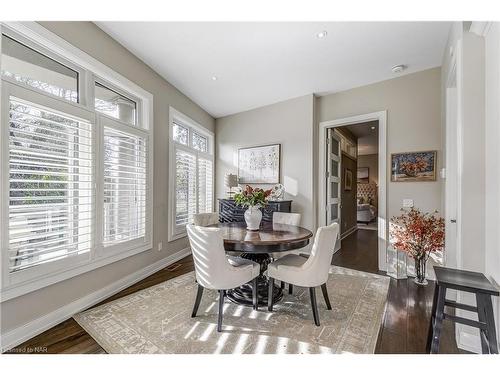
0,242,152,303
168,230,187,243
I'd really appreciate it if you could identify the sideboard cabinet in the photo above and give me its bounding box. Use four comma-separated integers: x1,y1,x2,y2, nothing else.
218,199,292,223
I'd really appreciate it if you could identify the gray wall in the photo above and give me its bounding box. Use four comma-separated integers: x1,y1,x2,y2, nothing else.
1,22,215,334
358,154,379,186
317,67,443,223
215,95,315,230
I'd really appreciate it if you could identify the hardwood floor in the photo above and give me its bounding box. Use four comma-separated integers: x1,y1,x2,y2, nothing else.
7,228,464,354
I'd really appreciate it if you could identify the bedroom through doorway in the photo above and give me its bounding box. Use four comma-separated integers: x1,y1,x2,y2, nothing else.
329,121,380,274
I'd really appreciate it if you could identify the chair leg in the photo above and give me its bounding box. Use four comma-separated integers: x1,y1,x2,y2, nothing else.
476,293,491,354
280,281,285,290
479,293,499,354
309,287,320,326
268,278,274,311
289,284,293,294
191,284,204,318
426,283,440,353
430,285,447,354
252,277,258,311
217,289,225,332
320,283,332,310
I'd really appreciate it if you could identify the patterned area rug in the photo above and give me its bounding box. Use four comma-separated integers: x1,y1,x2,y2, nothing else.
74,266,390,354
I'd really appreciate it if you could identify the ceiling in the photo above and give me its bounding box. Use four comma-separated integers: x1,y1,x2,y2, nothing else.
346,121,379,156
96,22,451,118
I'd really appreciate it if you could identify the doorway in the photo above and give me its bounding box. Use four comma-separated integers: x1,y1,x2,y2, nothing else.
318,111,387,272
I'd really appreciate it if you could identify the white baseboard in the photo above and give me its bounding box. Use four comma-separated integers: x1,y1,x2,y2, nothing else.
456,325,481,353
0,247,191,353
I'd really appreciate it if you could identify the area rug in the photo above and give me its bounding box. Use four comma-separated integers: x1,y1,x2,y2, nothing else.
73,266,390,354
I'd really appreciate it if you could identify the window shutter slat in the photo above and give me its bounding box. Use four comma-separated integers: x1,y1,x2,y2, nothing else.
175,148,197,226
8,99,94,273
103,126,147,246
198,158,213,213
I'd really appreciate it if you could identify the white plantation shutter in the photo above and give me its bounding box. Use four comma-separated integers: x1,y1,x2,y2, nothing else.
103,126,147,246
8,98,93,272
175,147,197,228
170,110,214,239
197,157,213,213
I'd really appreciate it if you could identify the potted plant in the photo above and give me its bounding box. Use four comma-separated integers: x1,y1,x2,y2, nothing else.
234,185,272,230
390,207,445,285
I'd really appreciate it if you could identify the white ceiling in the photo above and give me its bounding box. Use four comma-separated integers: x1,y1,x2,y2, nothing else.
96,22,451,118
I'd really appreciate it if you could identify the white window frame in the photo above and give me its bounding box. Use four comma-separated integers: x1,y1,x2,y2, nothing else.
168,107,214,241
0,22,154,302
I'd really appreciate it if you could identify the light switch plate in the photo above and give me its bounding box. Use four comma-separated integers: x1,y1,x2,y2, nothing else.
403,199,414,208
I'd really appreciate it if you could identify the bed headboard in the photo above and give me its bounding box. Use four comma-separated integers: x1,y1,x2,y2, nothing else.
357,182,378,206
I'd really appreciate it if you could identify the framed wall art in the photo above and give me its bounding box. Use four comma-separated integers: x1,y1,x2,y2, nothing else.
238,144,281,184
391,150,437,182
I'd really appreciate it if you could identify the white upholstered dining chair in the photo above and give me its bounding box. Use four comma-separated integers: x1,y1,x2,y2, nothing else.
273,212,302,226
186,224,260,332
272,212,303,291
193,212,219,226
267,222,340,326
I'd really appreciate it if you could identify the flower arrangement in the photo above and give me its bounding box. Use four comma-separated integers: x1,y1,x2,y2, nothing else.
390,207,445,285
234,185,272,208
399,157,429,177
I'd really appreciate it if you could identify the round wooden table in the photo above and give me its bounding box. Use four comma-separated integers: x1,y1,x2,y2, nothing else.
211,221,313,307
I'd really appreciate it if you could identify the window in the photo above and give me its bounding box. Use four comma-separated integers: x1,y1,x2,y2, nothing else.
1,24,153,301
1,34,79,103
94,82,137,125
169,109,214,240
172,121,188,145
192,131,208,152
8,98,93,272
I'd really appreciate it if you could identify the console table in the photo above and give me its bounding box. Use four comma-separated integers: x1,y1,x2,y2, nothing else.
218,198,292,223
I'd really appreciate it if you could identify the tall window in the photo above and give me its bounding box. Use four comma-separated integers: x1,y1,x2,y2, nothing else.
1,25,153,299
169,109,214,240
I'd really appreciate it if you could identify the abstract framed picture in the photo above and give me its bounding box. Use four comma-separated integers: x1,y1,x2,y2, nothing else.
391,150,437,182
344,168,353,191
357,167,369,184
238,144,281,184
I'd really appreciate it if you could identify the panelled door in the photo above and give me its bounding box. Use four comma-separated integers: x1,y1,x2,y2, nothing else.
326,129,341,251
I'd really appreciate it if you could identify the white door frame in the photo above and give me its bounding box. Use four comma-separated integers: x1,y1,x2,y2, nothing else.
318,111,388,271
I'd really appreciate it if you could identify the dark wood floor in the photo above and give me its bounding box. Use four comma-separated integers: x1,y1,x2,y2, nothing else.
8,228,463,354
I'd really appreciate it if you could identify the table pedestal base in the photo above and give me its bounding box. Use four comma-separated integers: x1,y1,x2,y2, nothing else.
226,253,283,307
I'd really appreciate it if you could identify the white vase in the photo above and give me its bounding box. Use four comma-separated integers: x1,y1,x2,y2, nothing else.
244,205,262,230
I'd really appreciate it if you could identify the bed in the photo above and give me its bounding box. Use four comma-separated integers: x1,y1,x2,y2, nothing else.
357,182,378,223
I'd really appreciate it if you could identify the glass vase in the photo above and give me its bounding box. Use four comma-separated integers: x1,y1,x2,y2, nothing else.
414,257,428,286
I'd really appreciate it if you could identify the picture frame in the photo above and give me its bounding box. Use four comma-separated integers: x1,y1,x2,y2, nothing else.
344,168,353,191
238,144,281,184
357,167,369,184
391,150,437,182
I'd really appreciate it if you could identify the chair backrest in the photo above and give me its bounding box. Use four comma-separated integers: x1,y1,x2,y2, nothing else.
193,212,219,227
186,224,233,289
302,222,340,285
273,212,302,226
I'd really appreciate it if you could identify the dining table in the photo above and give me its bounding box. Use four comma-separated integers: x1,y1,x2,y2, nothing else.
209,221,313,307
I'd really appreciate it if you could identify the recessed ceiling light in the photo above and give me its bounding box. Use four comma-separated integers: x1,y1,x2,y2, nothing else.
391,64,407,74
316,31,327,39
211,76,218,81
